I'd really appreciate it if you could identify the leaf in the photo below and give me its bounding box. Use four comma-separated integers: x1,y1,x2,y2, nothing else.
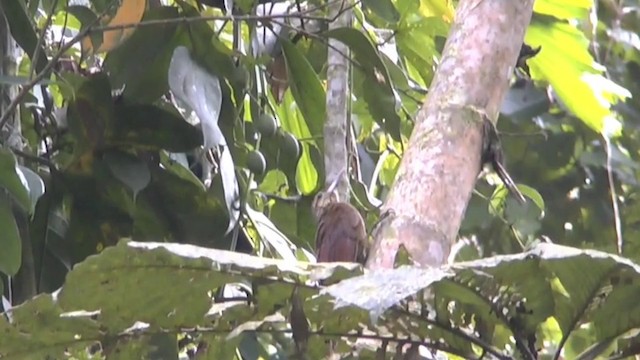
361,0,400,24
349,178,382,211
219,148,241,234
168,46,225,148
104,151,151,199
525,21,631,136
501,83,551,120
0,295,101,358
0,196,22,276
0,0,48,72
5,241,640,357
103,6,180,103
82,0,147,54
66,6,103,53
275,92,319,195
533,0,591,20
0,149,32,212
111,103,202,152
517,184,545,211
165,45,244,234
325,266,451,323
19,166,45,211
280,40,325,140
245,207,298,262
66,73,115,152
175,1,237,82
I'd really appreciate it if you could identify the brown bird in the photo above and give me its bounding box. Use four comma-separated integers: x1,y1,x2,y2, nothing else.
312,176,368,264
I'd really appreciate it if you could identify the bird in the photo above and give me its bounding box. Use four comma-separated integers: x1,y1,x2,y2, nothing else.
312,176,368,264
481,116,526,204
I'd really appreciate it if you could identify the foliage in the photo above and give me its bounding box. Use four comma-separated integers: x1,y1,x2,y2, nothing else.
0,0,640,358
3,241,640,359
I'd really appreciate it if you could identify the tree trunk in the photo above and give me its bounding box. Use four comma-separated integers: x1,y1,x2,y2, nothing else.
323,0,352,198
367,0,535,269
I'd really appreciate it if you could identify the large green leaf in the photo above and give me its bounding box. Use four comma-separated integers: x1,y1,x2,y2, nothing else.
280,40,325,142
4,242,640,358
526,21,631,135
0,196,22,276
0,0,48,72
275,91,319,195
103,7,181,103
111,103,203,152
66,73,116,152
0,149,31,212
533,0,591,20
361,0,400,24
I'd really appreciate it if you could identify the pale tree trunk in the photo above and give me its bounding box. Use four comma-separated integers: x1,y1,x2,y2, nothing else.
323,0,351,199
367,0,536,269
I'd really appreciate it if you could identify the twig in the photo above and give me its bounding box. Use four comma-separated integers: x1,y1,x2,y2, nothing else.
11,148,55,168
0,10,106,131
605,136,623,253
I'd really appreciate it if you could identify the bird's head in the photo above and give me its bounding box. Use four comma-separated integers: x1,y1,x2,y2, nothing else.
312,175,341,220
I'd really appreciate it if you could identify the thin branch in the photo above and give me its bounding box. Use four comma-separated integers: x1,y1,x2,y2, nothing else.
29,0,58,79
11,148,55,168
0,8,108,131
604,137,623,254
87,1,340,34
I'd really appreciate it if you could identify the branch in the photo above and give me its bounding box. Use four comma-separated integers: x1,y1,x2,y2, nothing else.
323,0,352,198
367,0,536,269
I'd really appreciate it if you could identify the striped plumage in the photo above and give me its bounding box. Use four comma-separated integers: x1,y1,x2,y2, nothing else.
312,189,367,264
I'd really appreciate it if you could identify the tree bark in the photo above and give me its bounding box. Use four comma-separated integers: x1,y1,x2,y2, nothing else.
367,0,535,269
323,0,351,199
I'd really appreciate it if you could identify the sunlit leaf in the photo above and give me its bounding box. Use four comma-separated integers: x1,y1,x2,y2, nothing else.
533,0,591,20
82,0,147,54
280,40,325,141
526,22,630,136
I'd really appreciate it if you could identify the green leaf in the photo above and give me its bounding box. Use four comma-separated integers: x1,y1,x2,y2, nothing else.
245,207,298,262
66,5,103,52
281,40,325,140
66,73,115,150
533,0,591,20
275,92,320,195
0,0,48,72
517,184,545,211
103,7,180,103
0,295,101,358
104,151,151,199
525,21,630,136
111,103,203,152
0,149,32,212
349,178,382,211
361,0,400,24
0,196,22,276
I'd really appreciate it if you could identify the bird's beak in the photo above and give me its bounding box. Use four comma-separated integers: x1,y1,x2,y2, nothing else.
326,170,345,193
